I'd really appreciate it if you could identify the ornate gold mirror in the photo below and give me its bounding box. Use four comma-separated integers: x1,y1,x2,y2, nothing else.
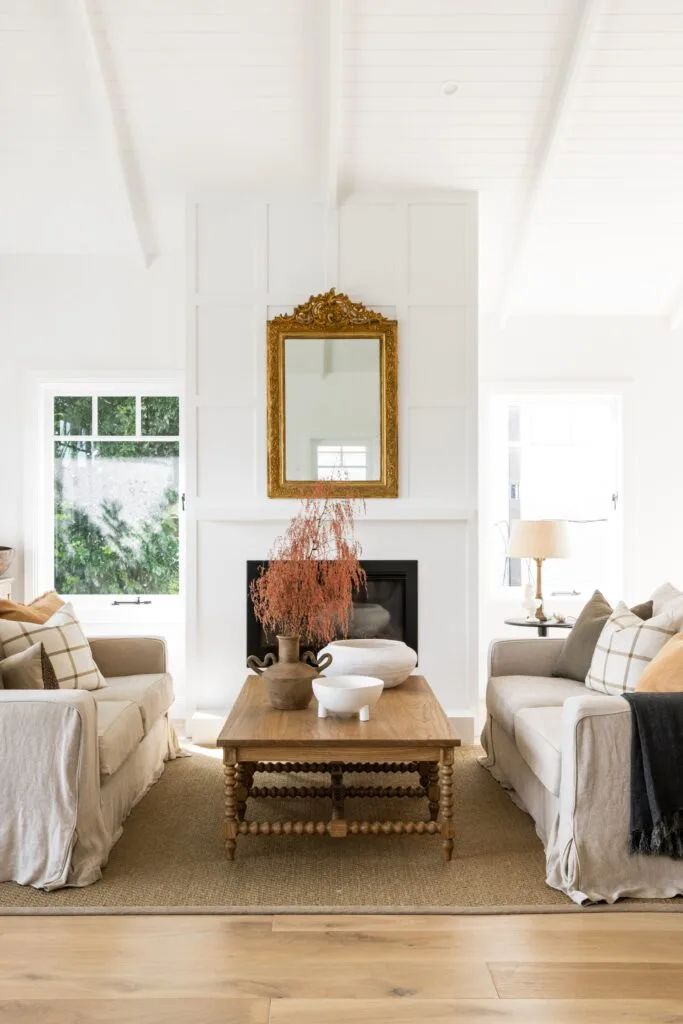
267,289,398,498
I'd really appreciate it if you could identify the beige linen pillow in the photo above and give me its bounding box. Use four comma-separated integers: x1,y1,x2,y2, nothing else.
0,642,59,690
585,602,680,696
0,603,106,691
636,633,683,692
651,582,683,616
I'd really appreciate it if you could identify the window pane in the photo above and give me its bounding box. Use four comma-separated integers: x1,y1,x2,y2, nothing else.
54,397,92,437
342,452,367,468
141,396,179,436
54,440,179,595
493,394,621,597
98,396,136,436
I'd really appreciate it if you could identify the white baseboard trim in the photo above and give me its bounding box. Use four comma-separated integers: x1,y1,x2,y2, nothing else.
445,709,476,745
188,709,227,745
170,699,187,728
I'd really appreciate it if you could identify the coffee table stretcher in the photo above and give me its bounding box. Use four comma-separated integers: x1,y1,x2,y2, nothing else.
222,748,455,861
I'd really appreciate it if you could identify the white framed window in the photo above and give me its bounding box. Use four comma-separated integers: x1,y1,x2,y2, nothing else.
32,382,183,612
487,392,623,599
316,442,368,482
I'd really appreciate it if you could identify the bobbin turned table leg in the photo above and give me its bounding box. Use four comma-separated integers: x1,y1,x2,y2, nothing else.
223,748,238,861
439,748,454,862
427,762,440,822
235,762,246,822
236,762,256,822
242,760,257,820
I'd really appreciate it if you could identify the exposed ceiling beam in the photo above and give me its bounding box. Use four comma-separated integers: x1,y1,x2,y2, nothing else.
74,0,157,267
498,0,602,325
326,0,343,206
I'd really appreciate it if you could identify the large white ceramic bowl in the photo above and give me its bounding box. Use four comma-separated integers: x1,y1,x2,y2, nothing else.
313,674,384,721
317,639,417,689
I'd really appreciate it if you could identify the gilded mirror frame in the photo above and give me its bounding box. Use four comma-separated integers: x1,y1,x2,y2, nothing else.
267,289,398,498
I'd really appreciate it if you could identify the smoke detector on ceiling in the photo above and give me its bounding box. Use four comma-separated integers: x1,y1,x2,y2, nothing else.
441,81,459,96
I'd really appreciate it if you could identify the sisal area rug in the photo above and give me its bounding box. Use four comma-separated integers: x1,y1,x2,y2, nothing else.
0,746,676,913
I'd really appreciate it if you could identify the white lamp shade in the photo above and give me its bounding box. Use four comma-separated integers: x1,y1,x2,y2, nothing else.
508,520,571,560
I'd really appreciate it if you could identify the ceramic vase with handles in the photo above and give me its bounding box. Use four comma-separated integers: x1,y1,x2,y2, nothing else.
247,635,332,711
316,638,417,689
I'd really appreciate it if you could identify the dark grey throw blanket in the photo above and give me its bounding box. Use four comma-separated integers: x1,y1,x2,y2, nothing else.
622,692,683,858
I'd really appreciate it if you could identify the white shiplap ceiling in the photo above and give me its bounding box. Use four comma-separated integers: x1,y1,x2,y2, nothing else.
1,0,683,318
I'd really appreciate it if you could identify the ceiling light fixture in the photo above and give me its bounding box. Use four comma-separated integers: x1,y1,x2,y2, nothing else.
441,81,459,96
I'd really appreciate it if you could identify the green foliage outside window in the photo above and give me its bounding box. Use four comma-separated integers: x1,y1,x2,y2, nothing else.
53,394,180,596
142,396,179,436
54,483,179,595
98,396,136,435
56,440,180,460
54,396,92,436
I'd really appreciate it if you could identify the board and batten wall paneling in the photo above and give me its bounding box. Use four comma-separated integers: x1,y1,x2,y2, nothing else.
338,204,401,303
195,305,257,403
195,204,264,296
186,193,478,731
266,203,327,299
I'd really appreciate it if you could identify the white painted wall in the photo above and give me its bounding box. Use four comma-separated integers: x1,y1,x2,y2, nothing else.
187,192,478,731
0,254,184,570
0,252,186,698
479,314,683,689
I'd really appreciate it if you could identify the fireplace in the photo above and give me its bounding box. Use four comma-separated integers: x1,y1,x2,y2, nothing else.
246,560,418,661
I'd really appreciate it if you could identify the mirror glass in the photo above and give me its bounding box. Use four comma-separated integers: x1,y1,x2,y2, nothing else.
284,336,381,482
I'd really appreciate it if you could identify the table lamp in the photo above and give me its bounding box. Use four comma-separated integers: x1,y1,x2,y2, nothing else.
508,520,571,623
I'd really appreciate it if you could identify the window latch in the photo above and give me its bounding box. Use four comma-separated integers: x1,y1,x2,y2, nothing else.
111,596,152,606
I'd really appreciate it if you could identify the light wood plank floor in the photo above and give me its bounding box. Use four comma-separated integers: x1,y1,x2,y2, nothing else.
0,913,681,1022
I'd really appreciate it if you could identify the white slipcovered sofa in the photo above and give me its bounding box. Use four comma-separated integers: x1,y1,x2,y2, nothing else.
0,636,180,890
481,637,683,904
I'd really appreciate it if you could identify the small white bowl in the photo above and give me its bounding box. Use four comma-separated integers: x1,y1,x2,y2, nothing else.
313,675,384,721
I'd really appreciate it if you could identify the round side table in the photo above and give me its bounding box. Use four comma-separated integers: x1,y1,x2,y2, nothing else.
504,617,574,639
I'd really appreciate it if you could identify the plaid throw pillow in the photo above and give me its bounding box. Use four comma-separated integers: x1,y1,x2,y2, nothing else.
0,603,106,691
585,602,679,696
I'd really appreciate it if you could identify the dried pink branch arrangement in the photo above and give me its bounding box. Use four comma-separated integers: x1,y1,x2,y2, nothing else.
250,485,366,646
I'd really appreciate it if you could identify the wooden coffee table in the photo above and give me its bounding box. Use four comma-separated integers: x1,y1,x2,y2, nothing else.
217,674,460,861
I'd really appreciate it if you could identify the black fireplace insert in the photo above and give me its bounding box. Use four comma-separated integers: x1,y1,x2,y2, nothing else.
246,559,418,662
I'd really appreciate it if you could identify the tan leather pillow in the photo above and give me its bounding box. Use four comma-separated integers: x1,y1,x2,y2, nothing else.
0,591,64,624
636,633,683,692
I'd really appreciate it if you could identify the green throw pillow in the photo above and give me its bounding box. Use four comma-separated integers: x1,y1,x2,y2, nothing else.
553,590,654,683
